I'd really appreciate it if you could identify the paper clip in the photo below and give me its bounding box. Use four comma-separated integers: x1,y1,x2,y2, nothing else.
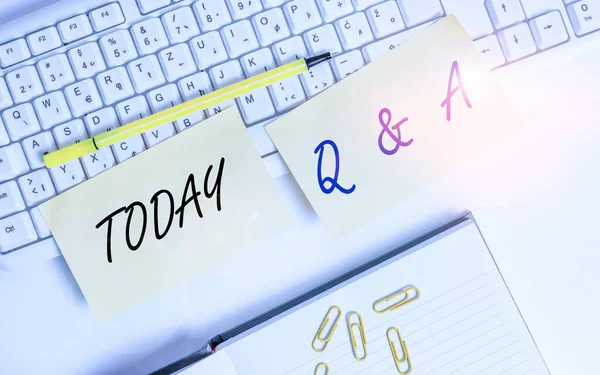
312,305,342,352
347,312,368,361
387,327,412,374
373,286,420,314
314,362,330,375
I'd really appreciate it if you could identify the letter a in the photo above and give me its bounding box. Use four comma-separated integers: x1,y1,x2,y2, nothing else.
440,61,472,121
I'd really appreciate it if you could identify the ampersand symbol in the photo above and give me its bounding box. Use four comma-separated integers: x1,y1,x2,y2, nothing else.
377,108,413,156
314,140,356,195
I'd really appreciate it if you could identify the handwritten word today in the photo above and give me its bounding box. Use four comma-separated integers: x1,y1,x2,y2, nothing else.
315,60,471,195
96,158,225,263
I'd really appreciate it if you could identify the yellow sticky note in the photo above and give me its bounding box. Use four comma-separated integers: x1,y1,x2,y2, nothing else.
267,16,522,237
41,108,293,321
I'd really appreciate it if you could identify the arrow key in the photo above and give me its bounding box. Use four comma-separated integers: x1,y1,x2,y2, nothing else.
498,22,537,62
529,10,569,50
473,34,505,69
18,169,56,206
485,0,526,29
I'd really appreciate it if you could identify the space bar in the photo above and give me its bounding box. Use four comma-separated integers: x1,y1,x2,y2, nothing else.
1,239,61,269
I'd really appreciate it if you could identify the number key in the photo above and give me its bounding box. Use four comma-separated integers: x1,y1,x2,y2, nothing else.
132,18,169,55
162,6,200,44
193,0,233,31
100,29,138,67
5,66,44,103
227,0,263,20
37,54,76,92
68,42,107,79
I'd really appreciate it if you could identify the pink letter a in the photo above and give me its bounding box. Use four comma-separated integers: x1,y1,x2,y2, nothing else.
441,61,472,121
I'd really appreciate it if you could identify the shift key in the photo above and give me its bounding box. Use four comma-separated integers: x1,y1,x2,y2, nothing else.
0,211,38,253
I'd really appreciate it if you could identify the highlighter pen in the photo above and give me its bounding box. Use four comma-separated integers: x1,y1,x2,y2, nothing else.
44,52,334,169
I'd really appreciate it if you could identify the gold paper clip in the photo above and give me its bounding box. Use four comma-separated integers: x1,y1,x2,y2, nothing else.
387,327,412,374
347,312,367,361
314,362,330,375
312,305,342,352
373,286,420,314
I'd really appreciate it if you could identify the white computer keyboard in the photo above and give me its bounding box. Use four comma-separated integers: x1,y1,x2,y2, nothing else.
0,0,597,263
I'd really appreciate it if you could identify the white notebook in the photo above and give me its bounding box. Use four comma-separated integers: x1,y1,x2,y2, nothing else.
177,216,548,375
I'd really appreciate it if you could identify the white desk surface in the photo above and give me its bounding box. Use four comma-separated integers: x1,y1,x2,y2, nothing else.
1,5,599,374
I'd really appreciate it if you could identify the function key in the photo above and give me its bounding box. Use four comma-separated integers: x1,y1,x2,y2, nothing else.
0,39,31,68
90,3,126,32
27,27,62,56
137,0,171,14
58,14,93,43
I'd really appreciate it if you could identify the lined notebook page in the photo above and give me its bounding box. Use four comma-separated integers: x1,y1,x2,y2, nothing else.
221,222,548,375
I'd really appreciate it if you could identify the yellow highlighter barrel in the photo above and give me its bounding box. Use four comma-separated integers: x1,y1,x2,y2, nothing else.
44,54,331,169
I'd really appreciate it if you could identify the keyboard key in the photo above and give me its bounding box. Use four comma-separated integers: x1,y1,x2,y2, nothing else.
37,54,76,92
162,6,200,44
2,103,41,141
116,95,151,125
253,8,291,45
53,119,88,148
366,1,405,38
0,78,13,111
529,11,569,50
190,32,229,70
284,0,323,34
332,50,364,80
194,0,233,31
49,160,86,192
474,34,506,68
397,0,444,27
21,132,57,169
237,88,275,123
210,60,245,88
222,20,260,58
132,18,169,55
150,82,202,132
158,44,197,81
6,66,44,103
17,169,56,206
271,76,306,111
85,107,120,136
96,67,135,105
68,43,107,79
335,12,374,49
352,0,382,10
82,148,116,177
227,0,264,20
0,144,29,181
498,22,537,61
304,24,343,54
128,55,166,93
0,118,8,146
112,134,146,162
0,212,37,253
90,3,125,31
27,27,61,56
273,36,307,63
362,21,432,62
33,91,72,129
64,79,103,117
262,0,286,7
486,0,526,30
177,72,219,119
0,39,31,67
0,181,25,218
300,61,335,97
316,0,354,22
146,85,178,146
30,207,51,238
567,0,600,36
58,14,93,43
137,0,171,13
242,48,276,75
441,0,493,39
100,29,139,67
